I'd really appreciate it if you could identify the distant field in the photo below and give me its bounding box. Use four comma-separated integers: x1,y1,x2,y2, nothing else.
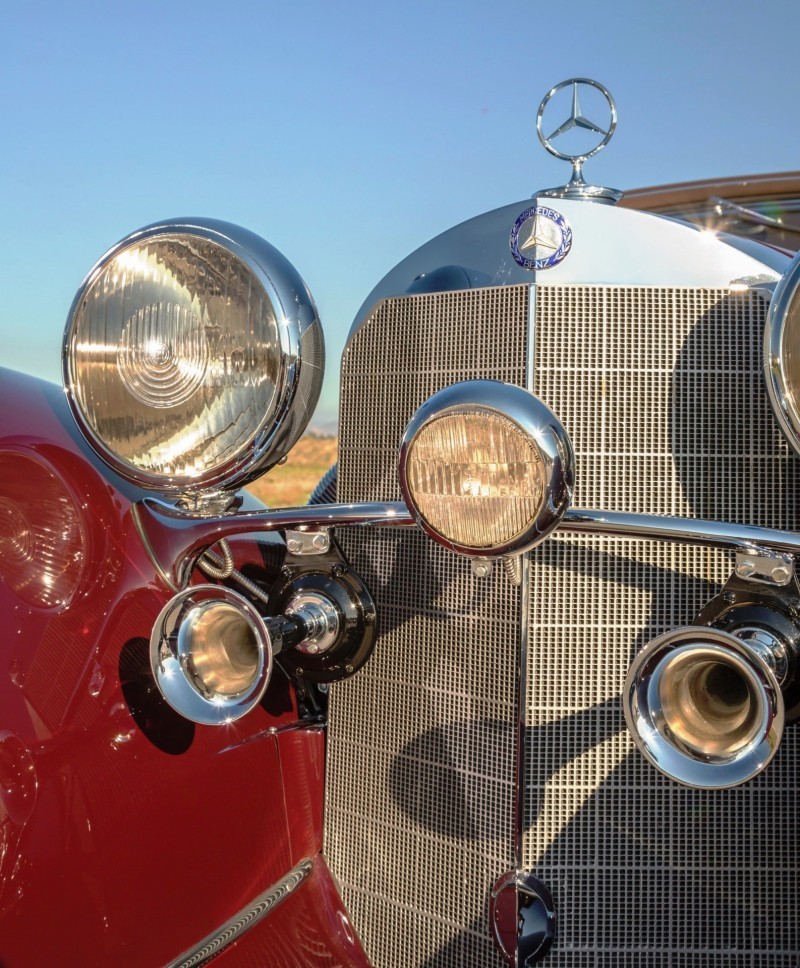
246,434,338,507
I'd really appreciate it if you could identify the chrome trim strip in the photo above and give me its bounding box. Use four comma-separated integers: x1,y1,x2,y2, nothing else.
135,496,800,590
516,282,536,872
165,857,313,968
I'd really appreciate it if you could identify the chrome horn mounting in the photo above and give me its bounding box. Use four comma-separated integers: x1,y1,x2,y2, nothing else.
150,554,377,725
624,571,800,788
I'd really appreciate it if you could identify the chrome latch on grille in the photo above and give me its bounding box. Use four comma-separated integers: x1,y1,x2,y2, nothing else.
735,546,794,586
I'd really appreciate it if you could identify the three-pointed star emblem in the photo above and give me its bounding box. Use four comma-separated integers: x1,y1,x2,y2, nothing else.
547,81,609,142
519,215,559,254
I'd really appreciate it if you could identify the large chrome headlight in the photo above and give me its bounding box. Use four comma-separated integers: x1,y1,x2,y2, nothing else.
63,219,324,492
765,249,800,454
398,380,574,556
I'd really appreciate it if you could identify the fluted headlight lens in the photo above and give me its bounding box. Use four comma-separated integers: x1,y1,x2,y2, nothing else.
64,220,324,491
399,381,574,556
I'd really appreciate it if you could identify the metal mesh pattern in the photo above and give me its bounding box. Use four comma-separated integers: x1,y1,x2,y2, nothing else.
327,282,800,966
329,287,528,966
525,287,800,965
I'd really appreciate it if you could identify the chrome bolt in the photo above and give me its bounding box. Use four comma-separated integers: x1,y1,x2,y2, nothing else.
286,537,302,554
771,565,791,584
305,643,319,655
737,559,756,579
312,533,329,552
472,560,492,579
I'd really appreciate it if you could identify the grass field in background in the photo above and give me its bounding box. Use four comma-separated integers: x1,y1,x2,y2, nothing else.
246,434,337,507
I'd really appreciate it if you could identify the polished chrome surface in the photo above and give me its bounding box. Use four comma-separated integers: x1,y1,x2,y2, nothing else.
765,248,800,458
398,380,574,557
624,627,784,788
63,218,324,492
735,546,794,585
132,493,415,588
347,205,782,339
563,509,800,554
150,584,273,725
735,626,790,685
135,489,800,592
285,529,331,555
535,78,622,204
167,858,313,968
284,590,340,654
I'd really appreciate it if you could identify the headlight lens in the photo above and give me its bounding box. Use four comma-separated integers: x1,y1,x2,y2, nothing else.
399,381,574,556
765,249,800,456
64,219,324,491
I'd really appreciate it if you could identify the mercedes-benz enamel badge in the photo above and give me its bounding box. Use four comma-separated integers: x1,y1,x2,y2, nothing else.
510,205,572,270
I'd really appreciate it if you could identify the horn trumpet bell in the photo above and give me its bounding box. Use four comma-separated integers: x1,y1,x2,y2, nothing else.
624,627,784,789
150,584,273,725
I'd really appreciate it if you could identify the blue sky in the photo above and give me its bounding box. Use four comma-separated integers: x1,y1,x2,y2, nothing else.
1,0,798,426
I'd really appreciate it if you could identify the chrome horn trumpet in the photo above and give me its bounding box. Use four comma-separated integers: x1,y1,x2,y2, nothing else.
150,584,274,726
624,627,785,789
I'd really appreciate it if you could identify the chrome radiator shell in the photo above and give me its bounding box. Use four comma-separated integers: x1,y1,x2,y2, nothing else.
326,284,800,966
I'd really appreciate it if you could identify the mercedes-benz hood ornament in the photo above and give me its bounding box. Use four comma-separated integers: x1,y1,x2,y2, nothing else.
535,77,622,204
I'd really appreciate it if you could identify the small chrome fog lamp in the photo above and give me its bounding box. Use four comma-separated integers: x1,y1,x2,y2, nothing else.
63,219,324,492
398,380,574,556
150,585,273,725
624,627,784,789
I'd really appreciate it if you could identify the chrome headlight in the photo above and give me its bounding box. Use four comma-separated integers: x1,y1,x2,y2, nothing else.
765,250,800,455
63,219,324,491
398,380,574,556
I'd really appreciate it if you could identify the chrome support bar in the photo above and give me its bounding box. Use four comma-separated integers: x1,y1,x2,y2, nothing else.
133,494,800,591
563,509,800,556
133,494,415,589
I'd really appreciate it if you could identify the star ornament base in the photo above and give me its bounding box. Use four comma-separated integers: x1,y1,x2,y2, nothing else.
538,180,623,204
510,205,573,271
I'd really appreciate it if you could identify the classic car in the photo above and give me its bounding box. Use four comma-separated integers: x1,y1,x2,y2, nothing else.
2,76,800,966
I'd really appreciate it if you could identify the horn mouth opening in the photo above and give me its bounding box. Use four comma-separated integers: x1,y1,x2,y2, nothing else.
150,584,273,725
624,628,784,789
180,600,261,699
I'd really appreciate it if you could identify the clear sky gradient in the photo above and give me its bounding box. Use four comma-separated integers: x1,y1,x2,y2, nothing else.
1,0,798,426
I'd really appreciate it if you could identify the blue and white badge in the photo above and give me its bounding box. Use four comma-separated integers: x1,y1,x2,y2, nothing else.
510,206,572,270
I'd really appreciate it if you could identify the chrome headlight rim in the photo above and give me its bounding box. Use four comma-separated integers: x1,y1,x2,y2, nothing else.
62,217,323,493
398,379,574,557
149,583,273,726
765,249,800,457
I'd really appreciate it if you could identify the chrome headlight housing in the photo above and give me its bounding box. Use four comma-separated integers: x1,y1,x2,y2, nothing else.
765,249,800,455
63,219,324,492
398,380,574,556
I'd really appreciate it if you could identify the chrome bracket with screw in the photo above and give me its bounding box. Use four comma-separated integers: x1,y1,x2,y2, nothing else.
472,558,493,579
735,546,795,587
285,529,331,556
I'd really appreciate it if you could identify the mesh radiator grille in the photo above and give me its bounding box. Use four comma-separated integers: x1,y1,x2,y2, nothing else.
327,284,800,966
